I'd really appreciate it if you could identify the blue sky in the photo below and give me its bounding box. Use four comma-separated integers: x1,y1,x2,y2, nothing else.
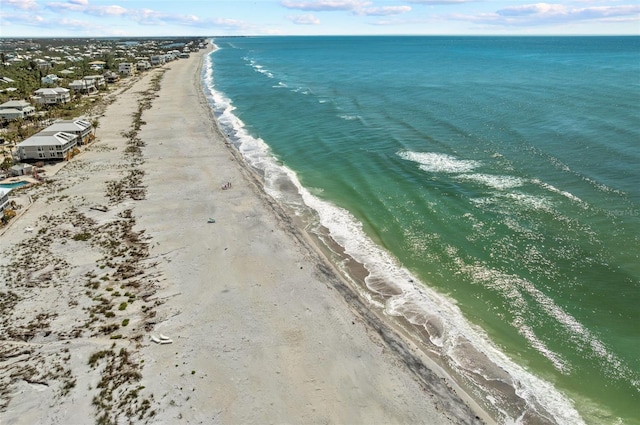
1,0,639,37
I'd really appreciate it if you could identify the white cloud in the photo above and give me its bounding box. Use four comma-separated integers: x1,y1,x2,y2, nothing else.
45,1,88,12
281,0,411,16
40,0,255,30
360,6,412,16
280,0,371,12
452,2,640,26
85,5,128,16
406,0,481,4
287,14,322,24
4,0,40,10
497,3,568,16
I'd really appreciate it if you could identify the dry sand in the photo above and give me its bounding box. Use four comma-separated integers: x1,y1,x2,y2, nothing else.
0,46,489,424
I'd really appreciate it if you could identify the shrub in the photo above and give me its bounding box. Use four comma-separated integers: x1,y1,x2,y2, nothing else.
72,232,91,241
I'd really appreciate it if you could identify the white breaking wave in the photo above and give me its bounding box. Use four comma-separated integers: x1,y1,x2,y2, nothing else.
456,259,632,388
398,151,481,173
456,173,526,190
246,58,274,78
532,179,589,208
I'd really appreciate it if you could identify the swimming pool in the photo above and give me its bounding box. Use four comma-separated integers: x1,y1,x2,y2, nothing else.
0,181,29,189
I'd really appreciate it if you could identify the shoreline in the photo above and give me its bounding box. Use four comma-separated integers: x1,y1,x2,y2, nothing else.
0,45,492,424
196,43,495,424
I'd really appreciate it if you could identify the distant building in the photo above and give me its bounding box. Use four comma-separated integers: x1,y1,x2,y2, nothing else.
150,55,166,66
118,63,135,76
104,71,120,83
88,60,105,69
136,60,151,71
41,74,60,85
83,75,105,87
69,79,97,94
35,58,51,70
33,87,71,105
0,100,36,121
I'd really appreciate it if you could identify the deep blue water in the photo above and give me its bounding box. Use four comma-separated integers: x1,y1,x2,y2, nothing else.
203,36,640,424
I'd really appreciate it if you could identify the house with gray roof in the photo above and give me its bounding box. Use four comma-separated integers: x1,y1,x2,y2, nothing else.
40,119,93,145
69,79,97,94
16,131,78,161
0,100,36,121
84,75,105,87
33,87,71,105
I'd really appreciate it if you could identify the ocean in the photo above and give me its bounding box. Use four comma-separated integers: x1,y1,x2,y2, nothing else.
202,36,639,424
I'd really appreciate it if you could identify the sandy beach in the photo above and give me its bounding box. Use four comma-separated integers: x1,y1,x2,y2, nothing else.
0,46,489,424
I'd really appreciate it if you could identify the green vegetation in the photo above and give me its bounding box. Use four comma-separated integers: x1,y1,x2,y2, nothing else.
72,232,91,241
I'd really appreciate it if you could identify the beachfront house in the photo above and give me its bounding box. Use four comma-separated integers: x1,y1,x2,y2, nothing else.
104,71,119,83
118,63,135,76
83,75,106,88
16,131,78,161
136,60,152,71
41,119,93,145
69,79,97,94
0,100,36,121
0,188,10,212
33,87,71,105
150,55,166,66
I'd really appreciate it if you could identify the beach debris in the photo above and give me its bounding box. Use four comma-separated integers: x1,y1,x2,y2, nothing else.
151,334,173,344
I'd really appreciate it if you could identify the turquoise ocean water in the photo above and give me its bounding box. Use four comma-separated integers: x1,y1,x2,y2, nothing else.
203,36,639,424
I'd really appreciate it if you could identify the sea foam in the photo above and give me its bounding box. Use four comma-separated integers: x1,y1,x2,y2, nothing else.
398,151,481,173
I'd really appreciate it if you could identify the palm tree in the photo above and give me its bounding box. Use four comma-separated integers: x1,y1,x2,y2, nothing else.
91,118,100,136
